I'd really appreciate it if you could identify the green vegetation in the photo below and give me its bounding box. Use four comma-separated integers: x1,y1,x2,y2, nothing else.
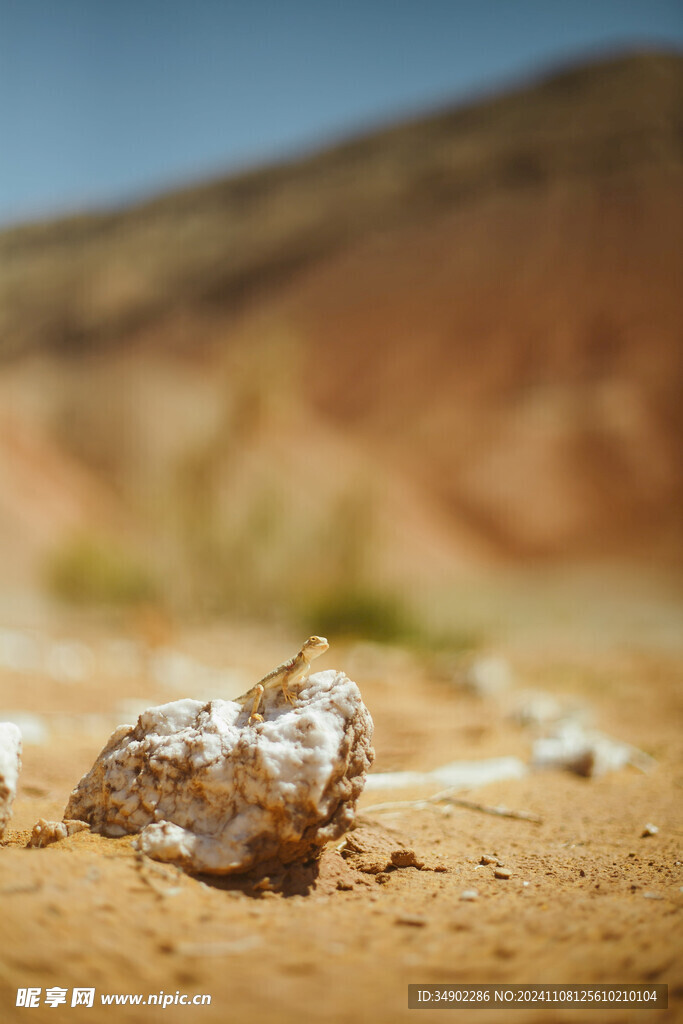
303,587,414,644
299,587,485,652
46,534,158,607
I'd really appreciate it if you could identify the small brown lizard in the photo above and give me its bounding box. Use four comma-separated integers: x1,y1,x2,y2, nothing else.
234,636,329,723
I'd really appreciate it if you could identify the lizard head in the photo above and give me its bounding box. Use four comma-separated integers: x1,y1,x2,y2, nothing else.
302,635,329,660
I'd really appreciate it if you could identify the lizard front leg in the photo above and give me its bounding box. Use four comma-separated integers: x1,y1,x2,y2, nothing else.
281,664,310,705
248,684,265,724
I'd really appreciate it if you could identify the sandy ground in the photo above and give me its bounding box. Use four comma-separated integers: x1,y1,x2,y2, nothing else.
0,592,682,1024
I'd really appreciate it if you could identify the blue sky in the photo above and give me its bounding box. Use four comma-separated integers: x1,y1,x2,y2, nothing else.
1,0,682,226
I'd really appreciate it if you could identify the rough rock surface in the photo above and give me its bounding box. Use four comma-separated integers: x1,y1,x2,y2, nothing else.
0,721,22,838
65,670,374,874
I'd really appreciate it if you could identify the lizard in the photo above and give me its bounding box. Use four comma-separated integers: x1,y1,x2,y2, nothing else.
233,636,329,724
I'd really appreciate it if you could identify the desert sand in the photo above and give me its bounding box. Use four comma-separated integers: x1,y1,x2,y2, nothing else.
1,580,681,1024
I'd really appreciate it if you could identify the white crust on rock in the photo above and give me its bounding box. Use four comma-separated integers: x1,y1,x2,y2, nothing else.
0,722,22,839
65,670,374,874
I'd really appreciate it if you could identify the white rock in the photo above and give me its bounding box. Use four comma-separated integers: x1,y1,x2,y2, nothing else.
462,656,513,697
0,711,48,746
532,721,655,778
0,628,42,674
0,722,22,837
364,756,527,792
65,670,374,874
511,691,576,728
433,757,527,788
45,640,94,683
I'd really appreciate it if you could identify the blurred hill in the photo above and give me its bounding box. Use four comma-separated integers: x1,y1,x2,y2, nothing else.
0,50,681,616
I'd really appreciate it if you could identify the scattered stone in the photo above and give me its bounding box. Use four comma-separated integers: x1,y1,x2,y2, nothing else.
341,825,399,874
462,656,513,697
495,944,516,960
391,849,425,869
494,867,513,880
396,914,427,927
532,721,655,778
0,722,22,838
341,822,438,874
460,889,478,901
28,818,90,847
643,892,664,900
64,670,374,874
641,823,659,837
511,692,571,727
246,846,363,898
480,854,499,865
0,629,42,674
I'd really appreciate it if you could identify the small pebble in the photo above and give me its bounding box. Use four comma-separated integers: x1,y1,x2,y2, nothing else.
522,881,529,887
460,889,479,901
641,823,659,837
480,854,498,866
643,892,663,900
494,867,513,880
396,914,427,927
391,849,425,869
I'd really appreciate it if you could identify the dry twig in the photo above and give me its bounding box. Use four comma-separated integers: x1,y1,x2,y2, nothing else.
363,786,543,824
